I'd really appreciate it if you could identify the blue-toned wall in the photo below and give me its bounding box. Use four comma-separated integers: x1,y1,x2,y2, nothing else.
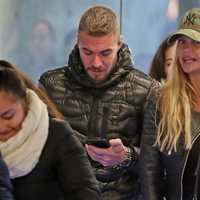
0,0,199,81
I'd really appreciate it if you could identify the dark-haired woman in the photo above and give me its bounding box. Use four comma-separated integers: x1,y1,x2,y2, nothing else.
0,60,101,200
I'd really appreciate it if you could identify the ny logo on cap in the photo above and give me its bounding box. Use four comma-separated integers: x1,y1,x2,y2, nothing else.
184,13,196,26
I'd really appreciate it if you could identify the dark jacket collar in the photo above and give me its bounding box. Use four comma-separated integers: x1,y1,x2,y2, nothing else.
67,43,134,88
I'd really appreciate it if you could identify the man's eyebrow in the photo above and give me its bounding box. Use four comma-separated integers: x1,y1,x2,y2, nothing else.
82,47,92,52
82,48,112,54
101,49,112,54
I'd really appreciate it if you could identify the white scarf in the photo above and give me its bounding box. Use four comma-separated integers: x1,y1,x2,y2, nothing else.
0,89,49,178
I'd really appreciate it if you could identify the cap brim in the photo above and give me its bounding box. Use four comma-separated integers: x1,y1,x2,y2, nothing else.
168,29,200,44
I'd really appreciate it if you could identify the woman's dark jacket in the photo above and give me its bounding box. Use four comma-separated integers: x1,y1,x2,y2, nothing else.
39,44,158,199
140,92,200,200
0,153,13,200
11,118,101,200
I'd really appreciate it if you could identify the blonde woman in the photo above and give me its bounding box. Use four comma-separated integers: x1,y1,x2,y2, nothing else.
140,8,200,200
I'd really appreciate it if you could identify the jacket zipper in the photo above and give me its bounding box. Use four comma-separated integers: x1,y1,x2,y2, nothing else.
101,105,109,138
88,97,98,136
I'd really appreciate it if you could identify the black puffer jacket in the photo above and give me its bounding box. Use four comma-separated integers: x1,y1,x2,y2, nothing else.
39,43,158,199
12,118,101,200
140,93,200,200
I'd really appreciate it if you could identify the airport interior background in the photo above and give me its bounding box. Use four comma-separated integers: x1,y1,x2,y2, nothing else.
0,0,199,82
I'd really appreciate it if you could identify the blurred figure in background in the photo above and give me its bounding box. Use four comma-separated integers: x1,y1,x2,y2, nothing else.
19,20,58,83
148,35,176,82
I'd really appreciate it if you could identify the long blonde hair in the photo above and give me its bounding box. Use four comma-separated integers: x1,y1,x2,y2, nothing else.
155,51,196,151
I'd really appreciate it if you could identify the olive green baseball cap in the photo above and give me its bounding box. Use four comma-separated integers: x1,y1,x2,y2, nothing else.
168,8,200,44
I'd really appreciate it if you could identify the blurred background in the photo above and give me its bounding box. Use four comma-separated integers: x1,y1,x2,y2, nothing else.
0,0,199,82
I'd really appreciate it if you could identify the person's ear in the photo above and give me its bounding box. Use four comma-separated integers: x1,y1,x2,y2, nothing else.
117,35,123,49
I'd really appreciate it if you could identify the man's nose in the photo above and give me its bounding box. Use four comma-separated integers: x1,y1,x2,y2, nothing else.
92,55,102,68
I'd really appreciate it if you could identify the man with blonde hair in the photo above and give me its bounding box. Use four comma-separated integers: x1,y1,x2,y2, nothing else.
39,5,158,199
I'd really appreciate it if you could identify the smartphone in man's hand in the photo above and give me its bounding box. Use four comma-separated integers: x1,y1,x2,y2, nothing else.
86,137,110,148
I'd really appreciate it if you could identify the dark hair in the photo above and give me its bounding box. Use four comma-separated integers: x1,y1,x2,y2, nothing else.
149,35,175,81
0,61,26,101
0,60,63,119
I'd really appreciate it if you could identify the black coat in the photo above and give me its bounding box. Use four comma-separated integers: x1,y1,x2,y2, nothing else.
0,153,13,200
11,118,101,200
39,44,158,199
140,93,200,200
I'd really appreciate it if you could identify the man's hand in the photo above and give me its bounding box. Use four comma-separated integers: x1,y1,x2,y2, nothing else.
85,138,127,167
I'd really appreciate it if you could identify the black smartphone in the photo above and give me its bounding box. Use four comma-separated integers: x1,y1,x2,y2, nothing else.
86,138,110,148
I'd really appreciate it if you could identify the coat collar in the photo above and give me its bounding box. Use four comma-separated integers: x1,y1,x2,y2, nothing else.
67,43,134,88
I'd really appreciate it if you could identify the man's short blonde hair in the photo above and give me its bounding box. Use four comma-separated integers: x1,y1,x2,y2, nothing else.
78,6,120,36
